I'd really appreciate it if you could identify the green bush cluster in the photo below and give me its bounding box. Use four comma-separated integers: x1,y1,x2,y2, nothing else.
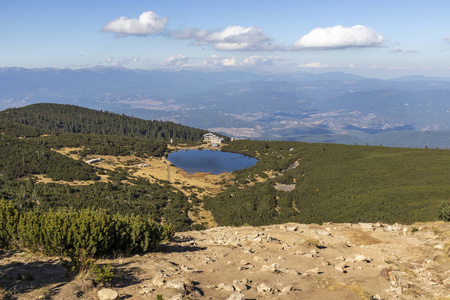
438,201,450,221
0,199,174,257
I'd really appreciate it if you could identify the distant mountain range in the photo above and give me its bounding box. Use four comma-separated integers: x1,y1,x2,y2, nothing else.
2,66,450,148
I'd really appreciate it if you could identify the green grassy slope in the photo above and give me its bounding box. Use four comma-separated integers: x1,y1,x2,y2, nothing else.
206,140,450,225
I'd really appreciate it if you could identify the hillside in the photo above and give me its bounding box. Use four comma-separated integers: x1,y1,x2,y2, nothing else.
0,103,220,142
206,140,450,226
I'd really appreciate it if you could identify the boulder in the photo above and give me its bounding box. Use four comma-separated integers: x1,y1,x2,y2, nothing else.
98,289,119,300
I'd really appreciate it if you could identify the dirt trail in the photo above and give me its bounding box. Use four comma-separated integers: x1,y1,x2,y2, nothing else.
2,221,449,300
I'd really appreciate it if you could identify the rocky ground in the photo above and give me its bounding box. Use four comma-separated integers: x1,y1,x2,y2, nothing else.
1,221,449,300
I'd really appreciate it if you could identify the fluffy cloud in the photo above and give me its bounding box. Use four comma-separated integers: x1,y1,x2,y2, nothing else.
241,56,283,66
160,55,189,66
102,11,167,36
298,62,341,68
292,25,384,50
170,26,282,51
203,55,237,66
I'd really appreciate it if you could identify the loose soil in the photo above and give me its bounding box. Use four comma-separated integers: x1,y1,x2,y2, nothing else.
1,222,449,300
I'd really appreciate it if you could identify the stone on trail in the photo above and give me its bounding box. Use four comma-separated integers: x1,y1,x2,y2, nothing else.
164,280,186,291
257,282,275,294
98,288,119,300
226,291,246,300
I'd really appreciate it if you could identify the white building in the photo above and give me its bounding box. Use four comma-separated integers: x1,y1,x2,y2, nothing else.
203,133,224,144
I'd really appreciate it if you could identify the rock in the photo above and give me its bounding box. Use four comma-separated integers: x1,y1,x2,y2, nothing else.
218,283,235,292
304,267,319,275
257,283,274,294
169,294,184,300
226,292,245,300
152,272,165,287
261,263,279,272
335,266,346,273
354,254,367,262
345,257,355,263
386,286,402,295
253,256,267,263
443,277,450,285
232,280,248,292
286,225,298,232
358,223,374,231
98,289,119,300
282,285,293,293
434,244,444,250
336,256,345,261
164,280,186,291
316,230,331,236
372,294,382,300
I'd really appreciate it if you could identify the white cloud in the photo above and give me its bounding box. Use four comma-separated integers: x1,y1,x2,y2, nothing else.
241,56,283,66
160,55,189,66
444,35,450,42
102,11,167,36
203,55,237,67
292,25,384,50
298,62,340,68
105,56,141,66
170,26,282,51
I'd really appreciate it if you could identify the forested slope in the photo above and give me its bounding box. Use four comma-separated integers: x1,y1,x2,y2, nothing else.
0,103,223,142
206,140,450,225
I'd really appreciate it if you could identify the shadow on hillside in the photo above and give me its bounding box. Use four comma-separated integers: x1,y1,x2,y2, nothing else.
109,261,146,289
154,235,207,253
156,243,207,253
0,253,67,299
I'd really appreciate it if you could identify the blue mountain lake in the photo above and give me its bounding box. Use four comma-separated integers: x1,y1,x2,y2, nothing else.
167,149,258,175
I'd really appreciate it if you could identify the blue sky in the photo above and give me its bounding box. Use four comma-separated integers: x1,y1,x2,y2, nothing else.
1,0,450,78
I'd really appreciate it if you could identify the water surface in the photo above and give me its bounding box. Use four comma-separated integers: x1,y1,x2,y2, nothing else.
167,149,258,175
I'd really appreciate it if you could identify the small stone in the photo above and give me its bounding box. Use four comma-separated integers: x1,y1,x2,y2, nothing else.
372,294,382,300
226,292,245,300
336,256,345,261
434,244,444,250
232,280,248,292
443,277,450,285
164,280,186,291
358,223,374,231
218,283,235,292
305,267,319,275
335,266,346,273
282,285,293,293
354,254,367,262
257,283,274,293
316,230,331,236
152,272,165,287
253,256,267,263
286,225,298,232
261,263,279,272
98,288,119,300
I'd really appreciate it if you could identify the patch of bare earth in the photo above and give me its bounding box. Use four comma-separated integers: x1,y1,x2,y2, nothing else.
2,222,449,300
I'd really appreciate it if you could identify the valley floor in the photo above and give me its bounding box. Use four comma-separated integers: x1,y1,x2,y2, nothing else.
1,221,449,300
